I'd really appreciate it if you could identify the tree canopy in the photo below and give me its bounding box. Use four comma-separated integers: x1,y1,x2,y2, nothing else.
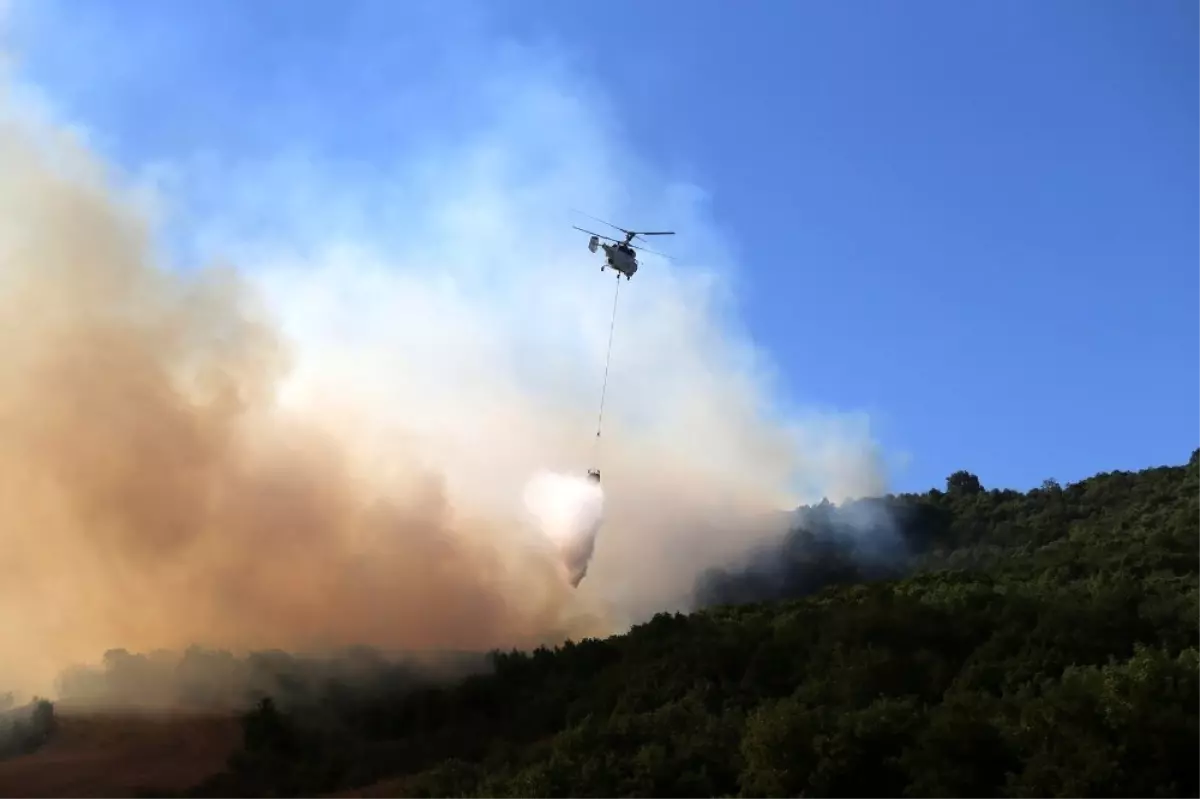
165,452,1199,797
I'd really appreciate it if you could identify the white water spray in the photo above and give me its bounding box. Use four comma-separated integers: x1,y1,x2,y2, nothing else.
523,470,606,588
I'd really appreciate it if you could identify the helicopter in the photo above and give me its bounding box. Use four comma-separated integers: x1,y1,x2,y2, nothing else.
573,212,675,281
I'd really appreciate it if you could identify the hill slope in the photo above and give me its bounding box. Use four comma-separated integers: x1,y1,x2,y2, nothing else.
182,452,1198,798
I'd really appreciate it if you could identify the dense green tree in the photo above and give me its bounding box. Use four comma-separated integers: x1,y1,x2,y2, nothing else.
948,470,985,495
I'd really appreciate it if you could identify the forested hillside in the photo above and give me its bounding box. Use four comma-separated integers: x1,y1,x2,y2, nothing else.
179,453,1198,797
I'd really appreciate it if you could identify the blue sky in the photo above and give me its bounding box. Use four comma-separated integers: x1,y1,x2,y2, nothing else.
4,0,1196,495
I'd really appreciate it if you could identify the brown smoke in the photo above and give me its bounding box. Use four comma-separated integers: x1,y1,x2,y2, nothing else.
0,54,894,701
0,112,595,698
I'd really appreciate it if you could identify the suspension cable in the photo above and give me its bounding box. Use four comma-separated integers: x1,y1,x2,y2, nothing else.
594,275,621,450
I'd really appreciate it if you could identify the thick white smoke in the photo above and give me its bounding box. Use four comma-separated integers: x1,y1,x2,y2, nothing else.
0,14,891,698
523,471,606,588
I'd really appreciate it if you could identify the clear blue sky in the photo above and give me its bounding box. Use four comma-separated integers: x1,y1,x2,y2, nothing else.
7,0,1197,494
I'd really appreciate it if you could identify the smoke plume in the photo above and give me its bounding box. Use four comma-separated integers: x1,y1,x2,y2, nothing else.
0,115,588,696
692,497,911,609
0,44,888,701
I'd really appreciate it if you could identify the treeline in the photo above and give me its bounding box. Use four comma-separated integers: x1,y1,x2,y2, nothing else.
55,646,487,713
177,452,1200,796
0,696,56,761
696,456,1198,608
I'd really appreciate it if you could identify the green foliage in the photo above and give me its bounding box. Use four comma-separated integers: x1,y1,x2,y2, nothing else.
190,453,1198,797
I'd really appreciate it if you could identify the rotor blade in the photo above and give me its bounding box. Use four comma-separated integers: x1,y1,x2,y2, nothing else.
570,209,632,235
629,243,674,260
633,231,675,237
573,226,622,244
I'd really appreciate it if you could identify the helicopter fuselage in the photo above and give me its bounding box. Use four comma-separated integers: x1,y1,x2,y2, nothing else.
599,242,638,280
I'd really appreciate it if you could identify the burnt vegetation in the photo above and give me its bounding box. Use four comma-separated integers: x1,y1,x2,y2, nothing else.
69,453,1200,796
